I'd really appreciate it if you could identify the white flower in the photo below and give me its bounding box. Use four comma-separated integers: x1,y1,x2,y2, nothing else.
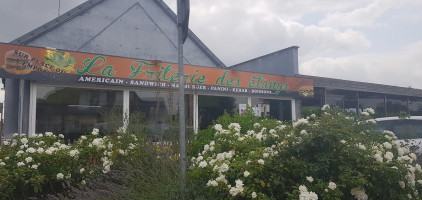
37,133,43,138
92,138,104,148
244,171,250,177
216,174,228,184
229,179,244,196
31,164,38,169
17,162,25,167
299,185,308,192
293,118,309,128
263,153,270,158
417,180,422,185
3,141,10,146
328,182,337,190
45,132,54,136
45,149,53,155
300,130,308,136
373,153,383,163
92,128,99,136
363,108,375,115
357,143,366,150
70,149,79,157
26,147,36,153
361,112,369,116
252,191,257,198
57,173,64,180
218,163,229,173
66,174,71,179
37,148,44,154
16,150,24,157
25,157,33,163
384,152,394,162
246,160,252,165
383,142,392,149
253,123,260,128
306,176,314,183
117,126,126,133
214,124,223,132
59,134,64,138
399,181,406,188
257,159,265,165
80,168,85,174
81,180,87,185
0,162,5,166
199,161,208,168
119,149,126,155
206,180,218,187
21,138,28,144
340,140,346,144
410,153,417,161
81,135,87,140
321,104,330,111
102,165,111,174
13,133,19,138
351,188,368,200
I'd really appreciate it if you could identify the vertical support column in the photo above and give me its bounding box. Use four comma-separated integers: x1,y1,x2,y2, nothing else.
123,90,129,129
3,79,19,139
247,97,252,106
28,83,37,137
18,79,25,134
291,99,297,120
356,91,360,114
384,95,387,117
193,93,198,134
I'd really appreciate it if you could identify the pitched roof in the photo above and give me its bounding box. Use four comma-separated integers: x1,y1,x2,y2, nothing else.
11,0,226,68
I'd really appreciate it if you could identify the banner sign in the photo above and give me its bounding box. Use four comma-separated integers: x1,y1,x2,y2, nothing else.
0,43,314,97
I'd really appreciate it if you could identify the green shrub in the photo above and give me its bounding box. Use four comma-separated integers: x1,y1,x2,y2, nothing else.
0,129,140,199
188,106,422,199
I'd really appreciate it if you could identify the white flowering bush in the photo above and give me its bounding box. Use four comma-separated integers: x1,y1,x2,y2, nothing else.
0,129,140,199
188,107,422,199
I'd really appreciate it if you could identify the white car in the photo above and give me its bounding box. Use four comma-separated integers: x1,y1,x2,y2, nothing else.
375,116,422,154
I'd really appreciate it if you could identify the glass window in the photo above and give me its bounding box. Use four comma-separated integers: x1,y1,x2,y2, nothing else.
251,98,292,121
129,91,193,140
36,86,123,141
326,89,358,113
409,97,422,116
358,92,385,118
198,95,246,129
301,87,324,116
385,95,408,117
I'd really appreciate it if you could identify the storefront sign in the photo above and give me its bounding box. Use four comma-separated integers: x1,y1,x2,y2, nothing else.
0,43,314,96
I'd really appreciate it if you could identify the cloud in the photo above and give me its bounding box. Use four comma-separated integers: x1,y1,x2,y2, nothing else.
166,0,372,66
301,41,422,89
319,0,395,27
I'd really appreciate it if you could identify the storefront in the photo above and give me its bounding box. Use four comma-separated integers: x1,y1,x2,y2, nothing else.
1,0,422,141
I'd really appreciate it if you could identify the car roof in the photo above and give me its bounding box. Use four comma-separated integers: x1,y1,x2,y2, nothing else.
375,116,422,121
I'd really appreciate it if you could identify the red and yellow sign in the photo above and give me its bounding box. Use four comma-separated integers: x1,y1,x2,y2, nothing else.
0,43,313,96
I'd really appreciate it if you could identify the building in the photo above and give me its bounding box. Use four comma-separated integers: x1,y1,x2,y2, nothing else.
1,0,421,140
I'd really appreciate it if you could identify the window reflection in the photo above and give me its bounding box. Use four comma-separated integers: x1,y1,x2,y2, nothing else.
36,86,123,140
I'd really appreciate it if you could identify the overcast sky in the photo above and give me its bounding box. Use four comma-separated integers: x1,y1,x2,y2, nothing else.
1,0,422,89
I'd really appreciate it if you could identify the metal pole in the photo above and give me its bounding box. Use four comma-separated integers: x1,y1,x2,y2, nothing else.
177,1,187,196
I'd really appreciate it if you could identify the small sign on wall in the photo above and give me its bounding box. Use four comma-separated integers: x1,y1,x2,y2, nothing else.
239,104,247,115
